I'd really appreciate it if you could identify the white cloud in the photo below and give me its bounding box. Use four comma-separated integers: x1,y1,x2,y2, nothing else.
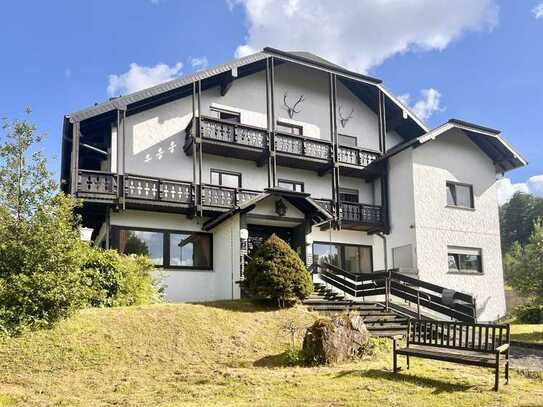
398,88,443,121
496,175,543,205
230,0,498,73
190,57,209,71
533,3,543,19
107,62,183,97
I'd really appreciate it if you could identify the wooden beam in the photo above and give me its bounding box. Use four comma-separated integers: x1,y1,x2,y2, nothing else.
220,68,238,96
70,121,80,195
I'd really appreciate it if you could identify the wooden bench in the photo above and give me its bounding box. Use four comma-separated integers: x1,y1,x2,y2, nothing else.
393,320,510,391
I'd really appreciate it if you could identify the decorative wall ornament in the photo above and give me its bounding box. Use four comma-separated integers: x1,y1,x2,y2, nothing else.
275,199,287,217
338,105,354,128
282,92,305,119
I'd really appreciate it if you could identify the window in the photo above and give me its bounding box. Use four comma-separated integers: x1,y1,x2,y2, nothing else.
338,134,357,147
112,227,212,269
212,107,240,123
446,181,474,209
276,121,303,136
339,188,359,203
313,242,373,273
170,233,212,268
210,169,241,188
278,179,304,192
448,247,482,274
118,229,164,265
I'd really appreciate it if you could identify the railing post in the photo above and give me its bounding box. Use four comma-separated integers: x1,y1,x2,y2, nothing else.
417,291,421,320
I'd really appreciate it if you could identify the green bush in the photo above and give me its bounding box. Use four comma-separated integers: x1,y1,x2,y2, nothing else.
515,302,543,324
241,234,313,306
0,195,88,334
81,247,162,307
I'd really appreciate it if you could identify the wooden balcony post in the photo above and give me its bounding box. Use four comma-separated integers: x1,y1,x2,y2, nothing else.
197,80,203,216
70,120,80,195
269,57,277,187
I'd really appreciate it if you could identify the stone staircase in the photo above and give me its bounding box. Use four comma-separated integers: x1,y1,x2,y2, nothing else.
303,282,409,337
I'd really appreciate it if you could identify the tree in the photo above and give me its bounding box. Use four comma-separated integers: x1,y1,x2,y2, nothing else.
0,111,86,333
241,234,313,306
500,192,543,253
507,222,543,302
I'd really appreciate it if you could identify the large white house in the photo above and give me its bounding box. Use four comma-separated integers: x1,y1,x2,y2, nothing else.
61,48,526,322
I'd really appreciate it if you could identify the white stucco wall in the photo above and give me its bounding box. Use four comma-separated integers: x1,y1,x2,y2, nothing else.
110,210,241,302
387,149,417,271
411,130,505,321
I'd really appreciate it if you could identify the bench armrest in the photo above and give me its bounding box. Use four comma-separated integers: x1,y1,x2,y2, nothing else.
495,343,510,353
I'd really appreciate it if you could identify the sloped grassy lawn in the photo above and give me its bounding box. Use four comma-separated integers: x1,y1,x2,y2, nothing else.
0,301,542,407
510,324,543,344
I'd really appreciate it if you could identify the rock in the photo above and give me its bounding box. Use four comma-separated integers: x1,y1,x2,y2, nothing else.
302,313,370,365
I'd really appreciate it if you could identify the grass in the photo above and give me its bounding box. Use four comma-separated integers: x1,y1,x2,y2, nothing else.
510,324,543,344
0,301,541,406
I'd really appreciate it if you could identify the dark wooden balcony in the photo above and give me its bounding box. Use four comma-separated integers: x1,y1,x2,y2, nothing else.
76,170,118,201
184,116,381,176
185,116,268,163
337,145,380,177
341,202,384,230
200,184,261,211
123,174,193,209
313,198,334,215
75,172,383,229
314,198,384,231
274,131,332,172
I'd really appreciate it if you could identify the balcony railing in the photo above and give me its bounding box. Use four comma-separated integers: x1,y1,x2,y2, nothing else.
314,198,334,215
341,202,383,225
77,170,117,196
189,117,381,173
314,199,383,226
199,116,267,149
124,175,192,204
337,145,380,167
274,132,331,161
200,184,261,209
75,172,384,227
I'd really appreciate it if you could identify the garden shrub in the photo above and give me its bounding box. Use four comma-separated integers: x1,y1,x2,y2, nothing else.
241,234,313,306
81,246,162,307
515,302,543,324
0,195,88,334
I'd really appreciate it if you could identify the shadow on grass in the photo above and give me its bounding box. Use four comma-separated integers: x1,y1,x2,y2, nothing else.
335,369,474,394
190,299,280,313
253,352,291,367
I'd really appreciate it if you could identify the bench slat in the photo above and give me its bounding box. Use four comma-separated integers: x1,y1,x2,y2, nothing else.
396,346,501,368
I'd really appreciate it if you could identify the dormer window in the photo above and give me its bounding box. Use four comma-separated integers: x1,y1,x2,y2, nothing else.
212,107,240,123
276,121,303,136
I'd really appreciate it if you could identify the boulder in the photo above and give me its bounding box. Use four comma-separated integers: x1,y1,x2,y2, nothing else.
302,313,370,365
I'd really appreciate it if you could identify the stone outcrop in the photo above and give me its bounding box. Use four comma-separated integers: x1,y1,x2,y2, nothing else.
302,313,370,365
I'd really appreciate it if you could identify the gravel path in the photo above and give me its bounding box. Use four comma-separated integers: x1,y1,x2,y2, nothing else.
510,344,543,371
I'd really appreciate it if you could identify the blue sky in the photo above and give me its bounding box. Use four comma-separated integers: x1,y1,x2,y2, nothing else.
0,0,541,202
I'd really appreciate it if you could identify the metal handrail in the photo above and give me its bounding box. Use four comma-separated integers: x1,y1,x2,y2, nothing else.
318,262,476,322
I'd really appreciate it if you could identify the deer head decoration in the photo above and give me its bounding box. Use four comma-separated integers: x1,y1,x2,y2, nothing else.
282,92,305,119
338,105,354,128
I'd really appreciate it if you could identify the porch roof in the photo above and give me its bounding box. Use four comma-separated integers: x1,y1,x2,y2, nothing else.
202,188,332,232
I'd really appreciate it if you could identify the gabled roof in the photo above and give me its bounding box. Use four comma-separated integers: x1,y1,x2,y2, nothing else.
376,119,527,172
65,47,427,138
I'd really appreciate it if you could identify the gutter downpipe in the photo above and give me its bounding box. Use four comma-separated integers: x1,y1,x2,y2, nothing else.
376,232,389,311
